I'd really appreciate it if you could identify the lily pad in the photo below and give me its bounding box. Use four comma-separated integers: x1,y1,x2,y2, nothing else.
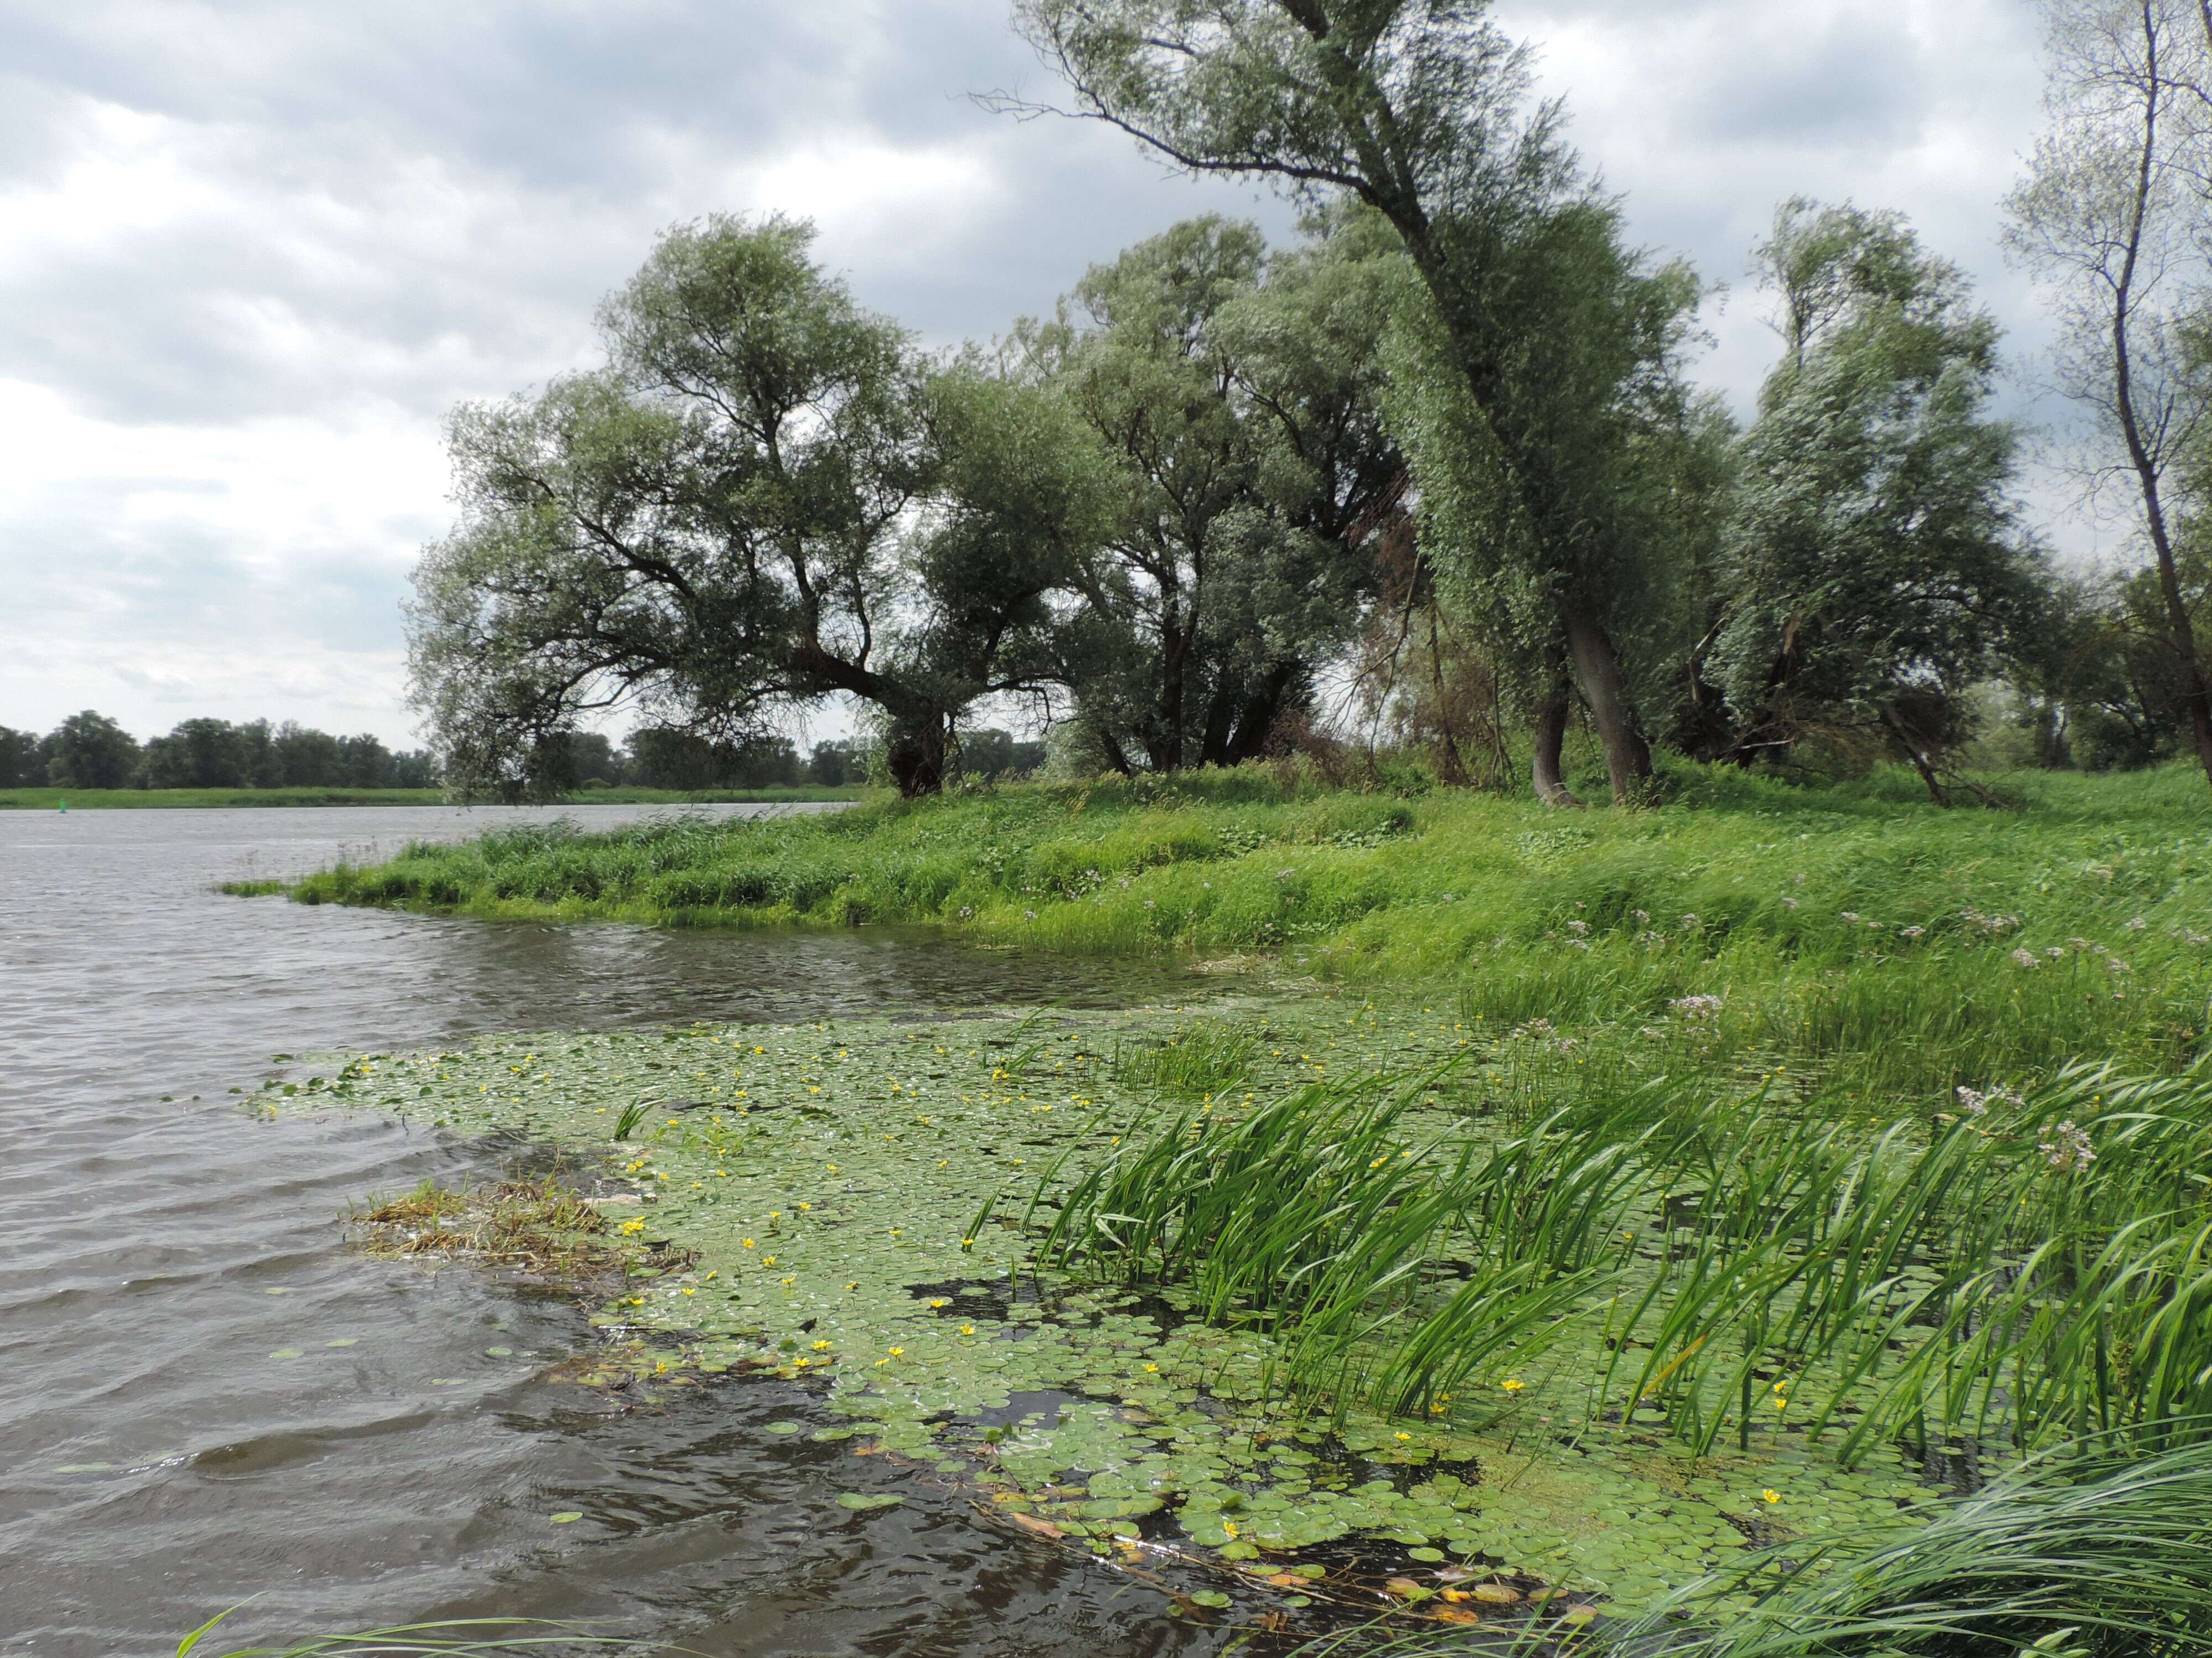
836,1492,903,1511
765,1420,805,1435
55,1463,113,1474
485,1346,513,1358
1187,1590,1232,1609
325,1338,357,1349
549,1511,584,1524
268,1348,304,1360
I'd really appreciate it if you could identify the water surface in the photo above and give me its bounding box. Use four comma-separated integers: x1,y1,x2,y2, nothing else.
0,805,1218,1656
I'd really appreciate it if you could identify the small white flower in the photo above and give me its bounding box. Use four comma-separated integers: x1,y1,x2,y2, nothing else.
1900,925,1925,938
1840,911,1860,923
2011,948,2040,969
2126,917,2148,931
1566,919,1589,935
1781,897,1800,911
2039,1121,2096,1173
1670,995,1723,1020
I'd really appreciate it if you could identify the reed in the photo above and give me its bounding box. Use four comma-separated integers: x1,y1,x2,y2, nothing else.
1034,1054,2212,1463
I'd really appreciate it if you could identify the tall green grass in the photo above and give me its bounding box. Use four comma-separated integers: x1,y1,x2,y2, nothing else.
287,761,2212,1105
1033,1055,2212,1465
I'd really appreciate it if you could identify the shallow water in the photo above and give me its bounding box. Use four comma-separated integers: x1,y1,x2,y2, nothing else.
0,805,1219,1656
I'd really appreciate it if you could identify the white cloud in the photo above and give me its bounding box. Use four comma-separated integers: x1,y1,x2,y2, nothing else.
0,0,2090,745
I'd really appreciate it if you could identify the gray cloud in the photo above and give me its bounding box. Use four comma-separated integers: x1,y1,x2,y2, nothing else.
0,0,2074,744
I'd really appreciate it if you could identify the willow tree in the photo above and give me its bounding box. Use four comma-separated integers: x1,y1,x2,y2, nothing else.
1715,201,2041,801
1027,213,1402,773
995,0,1694,802
407,215,1116,798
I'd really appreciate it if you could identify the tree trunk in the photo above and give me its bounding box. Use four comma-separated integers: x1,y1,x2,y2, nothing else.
885,711,950,797
1532,691,1584,809
1560,600,1654,804
2106,3,2212,791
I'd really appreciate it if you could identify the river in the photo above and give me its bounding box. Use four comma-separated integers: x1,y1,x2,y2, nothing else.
0,805,1221,1657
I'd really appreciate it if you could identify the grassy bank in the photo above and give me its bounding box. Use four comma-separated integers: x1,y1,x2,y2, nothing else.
293,761,2212,1107
0,784,866,810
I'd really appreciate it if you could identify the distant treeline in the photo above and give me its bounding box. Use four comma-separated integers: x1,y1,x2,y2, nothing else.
0,712,441,791
0,711,1043,793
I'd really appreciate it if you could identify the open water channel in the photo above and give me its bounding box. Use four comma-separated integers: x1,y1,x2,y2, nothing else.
0,805,1222,1657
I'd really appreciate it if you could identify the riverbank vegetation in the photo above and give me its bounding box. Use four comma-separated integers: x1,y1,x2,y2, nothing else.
293,760,2211,1101
274,755,2212,1647
280,981,2212,1648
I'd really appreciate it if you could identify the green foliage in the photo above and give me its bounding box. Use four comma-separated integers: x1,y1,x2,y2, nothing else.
292,762,2212,1091
1030,211,1404,770
409,214,1114,800
44,709,141,789
1713,200,2041,774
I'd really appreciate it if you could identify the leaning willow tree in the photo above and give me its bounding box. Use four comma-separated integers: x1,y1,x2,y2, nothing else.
995,0,1707,804
407,215,1118,798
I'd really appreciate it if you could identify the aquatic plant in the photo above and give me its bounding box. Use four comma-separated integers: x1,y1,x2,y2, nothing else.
1038,1055,2212,1462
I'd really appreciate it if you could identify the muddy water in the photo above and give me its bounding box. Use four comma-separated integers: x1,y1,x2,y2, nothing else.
0,806,1216,1656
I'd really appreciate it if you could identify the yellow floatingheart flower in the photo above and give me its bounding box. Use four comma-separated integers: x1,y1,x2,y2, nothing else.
812,1339,832,1351
619,1219,645,1236
1763,1489,1781,1504
1501,1378,1525,1392
959,1324,974,1335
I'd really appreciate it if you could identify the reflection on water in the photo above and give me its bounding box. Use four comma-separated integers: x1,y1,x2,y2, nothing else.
0,806,1218,1656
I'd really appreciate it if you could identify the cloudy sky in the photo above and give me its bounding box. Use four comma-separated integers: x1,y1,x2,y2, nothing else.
0,0,2061,748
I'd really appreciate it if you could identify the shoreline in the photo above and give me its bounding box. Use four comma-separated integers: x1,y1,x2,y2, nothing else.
277,992,1942,1635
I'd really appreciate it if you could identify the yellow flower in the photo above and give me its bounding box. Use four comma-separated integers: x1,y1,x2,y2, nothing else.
763,1256,777,1266
1762,1489,1781,1505
1394,1431,1412,1442
1222,1521,1239,1538
680,1286,695,1296
1501,1379,1525,1392
742,1239,756,1249
1143,1362,1159,1374
619,1219,645,1236
959,1324,974,1336
888,1346,905,1358
930,1298,949,1309
826,1164,839,1174
812,1339,831,1351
